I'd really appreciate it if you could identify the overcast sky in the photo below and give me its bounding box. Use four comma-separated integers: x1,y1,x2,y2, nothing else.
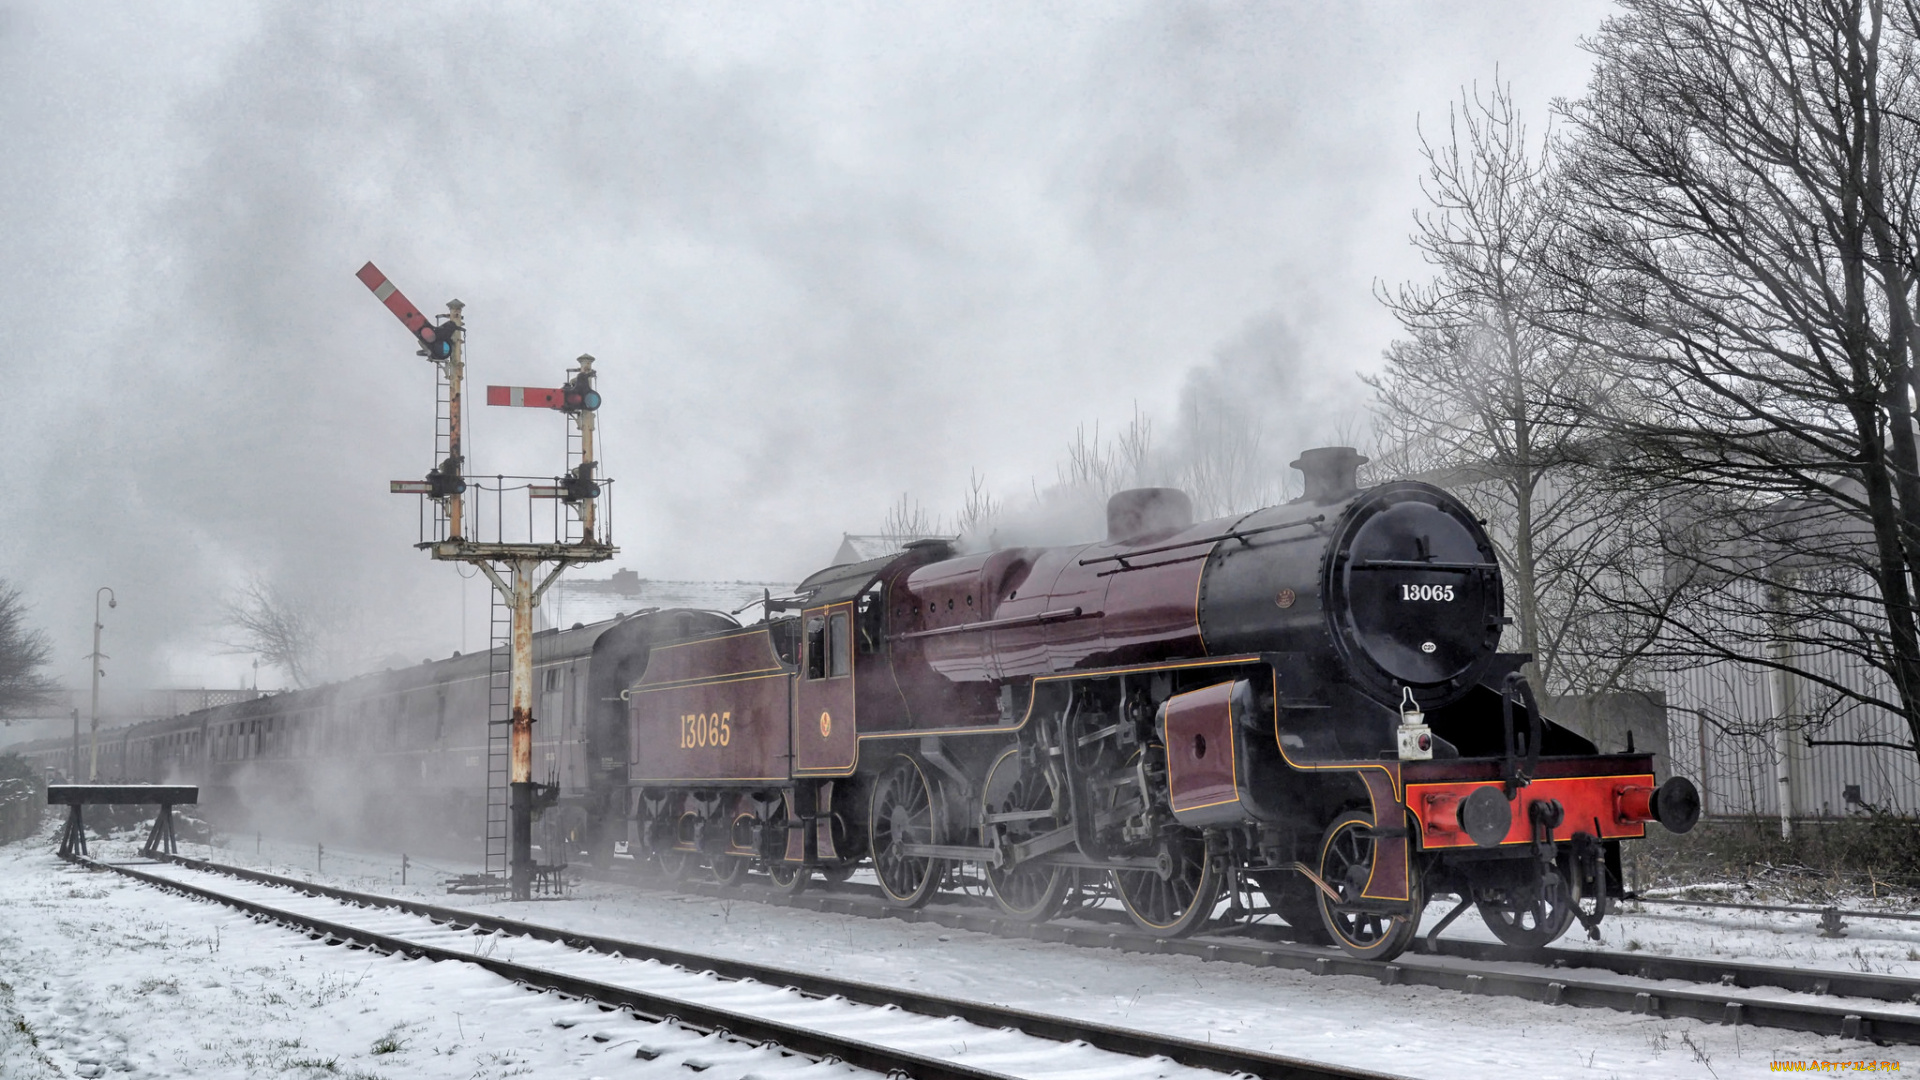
0,0,1612,700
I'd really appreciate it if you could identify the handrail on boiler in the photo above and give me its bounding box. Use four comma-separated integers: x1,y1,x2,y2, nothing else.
1076,516,1324,568
891,606,1089,642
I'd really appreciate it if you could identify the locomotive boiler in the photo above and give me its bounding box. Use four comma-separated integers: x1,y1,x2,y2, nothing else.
617,447,1700,961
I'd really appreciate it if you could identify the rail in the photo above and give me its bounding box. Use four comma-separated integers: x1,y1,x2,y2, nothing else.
1627,892,1920,935
593,864,1920,1044
84,853,1401,1080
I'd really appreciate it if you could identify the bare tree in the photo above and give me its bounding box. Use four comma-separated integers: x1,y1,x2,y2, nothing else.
1057,409,1157,502
219,575,369,689
1546,0,1920,763
954,469,1001,540
879,493,941,548
1371,79,1653,694
0,582,57,721
1174,396,1277,519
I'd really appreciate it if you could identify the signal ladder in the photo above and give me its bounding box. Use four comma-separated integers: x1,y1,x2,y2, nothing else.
483,585,512,878
430,357,455,539
563,404,587,545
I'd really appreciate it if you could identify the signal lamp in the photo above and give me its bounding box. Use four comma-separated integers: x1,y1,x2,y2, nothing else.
426,458,466,499
561,463,600,502
418,322,456,361
561,373,600,412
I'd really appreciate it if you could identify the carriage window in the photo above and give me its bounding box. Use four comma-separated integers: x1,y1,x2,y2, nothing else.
829,612,851,678
805,616,827,679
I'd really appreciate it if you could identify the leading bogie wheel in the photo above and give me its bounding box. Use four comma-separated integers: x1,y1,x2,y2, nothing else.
981,747,1070,922
1112,829,1220,937
869,755,944,908
1473,865,1576,949
1315,809,1424,961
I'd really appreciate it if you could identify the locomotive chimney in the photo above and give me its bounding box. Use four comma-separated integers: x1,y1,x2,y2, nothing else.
1290,446,1367,504
1107,487,1194,541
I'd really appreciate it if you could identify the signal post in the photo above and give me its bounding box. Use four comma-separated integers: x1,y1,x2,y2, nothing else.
360,263,615,901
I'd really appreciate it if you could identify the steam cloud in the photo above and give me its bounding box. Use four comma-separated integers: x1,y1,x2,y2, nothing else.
0,0,1610,702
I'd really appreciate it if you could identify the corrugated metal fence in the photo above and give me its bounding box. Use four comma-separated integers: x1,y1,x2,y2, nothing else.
1665,650,1920,819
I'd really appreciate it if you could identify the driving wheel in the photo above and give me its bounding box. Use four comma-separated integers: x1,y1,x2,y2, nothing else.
982,747,1069,922
1112,828,1220,937
870,755,944,907
655,845,695,883
712,853,749,886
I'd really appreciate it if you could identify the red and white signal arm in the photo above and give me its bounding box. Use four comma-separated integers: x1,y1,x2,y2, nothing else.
487,385,565,409
356,262,444,345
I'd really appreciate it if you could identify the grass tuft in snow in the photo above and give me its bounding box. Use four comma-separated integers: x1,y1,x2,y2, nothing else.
0,980,59,1079
370,1025,408,1056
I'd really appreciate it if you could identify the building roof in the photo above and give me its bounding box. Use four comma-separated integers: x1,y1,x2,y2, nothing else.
537,570,794,629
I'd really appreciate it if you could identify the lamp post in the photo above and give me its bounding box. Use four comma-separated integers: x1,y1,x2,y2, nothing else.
87,587,115,782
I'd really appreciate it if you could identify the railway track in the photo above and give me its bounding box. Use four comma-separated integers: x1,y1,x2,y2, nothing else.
597,863,1920,1045
75,853,1400,1080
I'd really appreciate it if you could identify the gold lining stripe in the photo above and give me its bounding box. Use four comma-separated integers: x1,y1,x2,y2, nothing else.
632,670,789,694
630,774,788,783
649,626,778,653
1171,792,1241,812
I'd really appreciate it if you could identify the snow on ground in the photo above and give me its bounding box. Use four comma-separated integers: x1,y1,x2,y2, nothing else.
59,859,1249,1080
0,826,894,1080
19,828,1908,1079
1548,894,1920,980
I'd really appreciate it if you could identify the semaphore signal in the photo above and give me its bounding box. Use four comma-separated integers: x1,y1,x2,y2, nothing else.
487,355,604,533
356,262,456,360
358,261,616,902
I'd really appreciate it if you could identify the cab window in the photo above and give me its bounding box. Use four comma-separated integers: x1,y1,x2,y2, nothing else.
805,616,827,679
829,612,851,677
856,582,885,654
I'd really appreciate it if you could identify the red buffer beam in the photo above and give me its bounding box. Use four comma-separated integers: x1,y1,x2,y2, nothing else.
487,386,565,409
356,262,447,348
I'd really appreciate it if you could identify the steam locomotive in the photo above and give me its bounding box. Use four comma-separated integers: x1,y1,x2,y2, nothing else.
11,447,1697,961
618,445,1698,960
